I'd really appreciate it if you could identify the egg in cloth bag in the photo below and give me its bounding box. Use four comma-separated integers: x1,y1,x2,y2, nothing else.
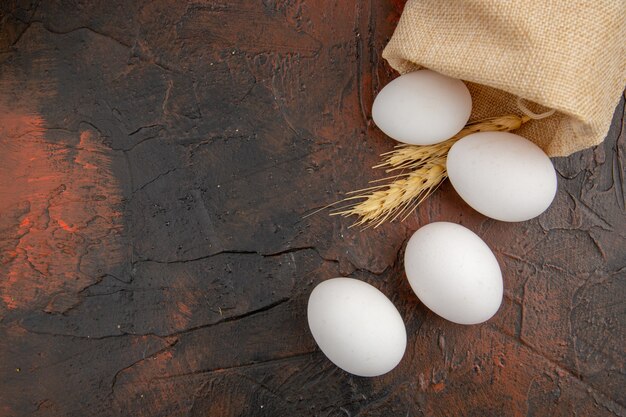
383,0,626,157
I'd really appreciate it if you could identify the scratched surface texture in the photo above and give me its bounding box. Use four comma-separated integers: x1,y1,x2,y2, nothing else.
0,1,624,416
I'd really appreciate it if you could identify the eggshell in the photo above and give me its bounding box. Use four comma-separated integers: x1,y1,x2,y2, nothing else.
372,70,472,145
404,222,503,325
447,131,557,222
307,278,406,377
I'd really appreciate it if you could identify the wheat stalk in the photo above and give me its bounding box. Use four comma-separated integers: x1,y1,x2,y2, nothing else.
331,115,530,228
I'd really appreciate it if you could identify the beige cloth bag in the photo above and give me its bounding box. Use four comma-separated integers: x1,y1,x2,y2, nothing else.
383,0,626,157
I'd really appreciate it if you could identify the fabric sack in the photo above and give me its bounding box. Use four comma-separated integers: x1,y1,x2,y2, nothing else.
383,0,626,157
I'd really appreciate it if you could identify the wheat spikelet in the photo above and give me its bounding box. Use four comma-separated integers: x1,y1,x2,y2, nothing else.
332,115,530,227
332,158,446,228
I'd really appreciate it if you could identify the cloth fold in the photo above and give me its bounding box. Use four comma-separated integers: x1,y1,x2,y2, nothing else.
383,0,626,157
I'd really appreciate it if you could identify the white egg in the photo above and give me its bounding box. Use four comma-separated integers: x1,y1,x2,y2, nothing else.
372,70,472,145
307,278,406,377
404,222,503,325
447,131,557,222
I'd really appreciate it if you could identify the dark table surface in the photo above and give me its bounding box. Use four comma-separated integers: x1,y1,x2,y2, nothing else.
0,1,624,416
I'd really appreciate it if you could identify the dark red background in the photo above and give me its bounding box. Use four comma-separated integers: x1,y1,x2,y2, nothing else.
0,1,624,416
